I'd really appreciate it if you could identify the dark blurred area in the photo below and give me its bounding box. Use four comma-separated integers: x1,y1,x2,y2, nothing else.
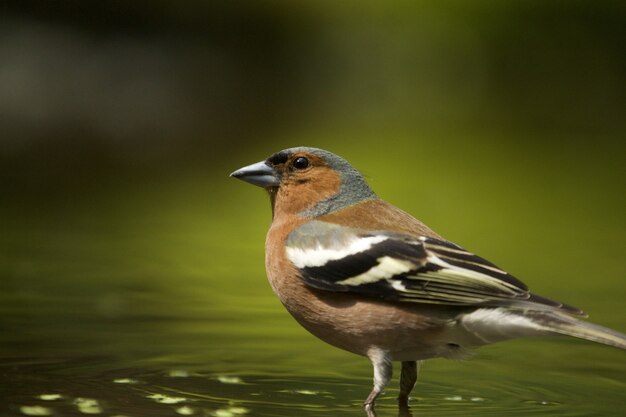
1,0,625,197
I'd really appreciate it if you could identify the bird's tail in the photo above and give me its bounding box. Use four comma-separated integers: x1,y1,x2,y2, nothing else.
528,311,626,350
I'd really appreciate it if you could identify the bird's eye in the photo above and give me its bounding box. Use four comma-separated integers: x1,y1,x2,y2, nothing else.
292,157,309,170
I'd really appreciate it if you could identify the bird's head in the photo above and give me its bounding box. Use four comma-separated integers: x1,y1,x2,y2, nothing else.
230,147,376,218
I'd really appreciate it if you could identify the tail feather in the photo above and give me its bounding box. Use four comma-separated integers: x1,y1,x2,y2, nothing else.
529,312,626,350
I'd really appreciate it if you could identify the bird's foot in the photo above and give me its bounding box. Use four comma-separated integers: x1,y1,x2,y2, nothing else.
363,401,377,417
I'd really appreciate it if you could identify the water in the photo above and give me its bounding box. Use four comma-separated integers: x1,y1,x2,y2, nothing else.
2,137,625,416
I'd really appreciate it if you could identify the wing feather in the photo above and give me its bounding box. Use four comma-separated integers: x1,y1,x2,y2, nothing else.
286,221,584,315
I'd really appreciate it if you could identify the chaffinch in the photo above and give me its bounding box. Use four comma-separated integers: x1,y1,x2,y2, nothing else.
230,147,626,411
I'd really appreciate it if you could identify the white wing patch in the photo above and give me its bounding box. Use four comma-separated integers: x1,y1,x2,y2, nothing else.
337,256,415,286
286,235,388,268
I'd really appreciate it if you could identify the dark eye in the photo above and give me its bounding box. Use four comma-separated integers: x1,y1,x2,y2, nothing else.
292,156,309,170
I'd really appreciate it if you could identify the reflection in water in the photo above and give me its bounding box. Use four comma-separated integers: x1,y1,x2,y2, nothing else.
398,405,413,417
364,404,413,417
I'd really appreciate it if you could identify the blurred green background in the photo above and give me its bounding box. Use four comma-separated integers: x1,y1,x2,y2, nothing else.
1,1,625,416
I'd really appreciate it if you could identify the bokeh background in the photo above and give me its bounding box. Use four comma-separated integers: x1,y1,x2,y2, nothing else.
1,1,625,416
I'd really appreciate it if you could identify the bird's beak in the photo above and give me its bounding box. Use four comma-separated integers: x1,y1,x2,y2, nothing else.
230,160,280,188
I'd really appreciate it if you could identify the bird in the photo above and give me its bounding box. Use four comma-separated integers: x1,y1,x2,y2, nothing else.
230,146,626,412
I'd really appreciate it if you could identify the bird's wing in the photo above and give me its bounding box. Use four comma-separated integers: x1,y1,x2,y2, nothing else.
286,221,583,314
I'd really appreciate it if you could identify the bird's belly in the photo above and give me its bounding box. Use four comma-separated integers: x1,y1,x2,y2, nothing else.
277,284,474,360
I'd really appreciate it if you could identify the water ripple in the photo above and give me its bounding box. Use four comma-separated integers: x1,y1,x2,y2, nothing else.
1,356,624,417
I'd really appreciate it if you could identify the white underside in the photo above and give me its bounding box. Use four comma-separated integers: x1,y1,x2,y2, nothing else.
382,308,550,361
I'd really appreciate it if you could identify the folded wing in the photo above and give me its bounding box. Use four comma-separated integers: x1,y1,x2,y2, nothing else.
286,221,583,315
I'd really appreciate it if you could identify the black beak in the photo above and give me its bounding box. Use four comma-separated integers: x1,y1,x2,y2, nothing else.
230,160,280,188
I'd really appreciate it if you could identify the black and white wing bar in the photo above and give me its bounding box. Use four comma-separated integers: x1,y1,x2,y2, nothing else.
286,222,584,315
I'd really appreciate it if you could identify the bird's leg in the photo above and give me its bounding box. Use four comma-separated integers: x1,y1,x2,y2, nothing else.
398,360,421,407
364,348,393,411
